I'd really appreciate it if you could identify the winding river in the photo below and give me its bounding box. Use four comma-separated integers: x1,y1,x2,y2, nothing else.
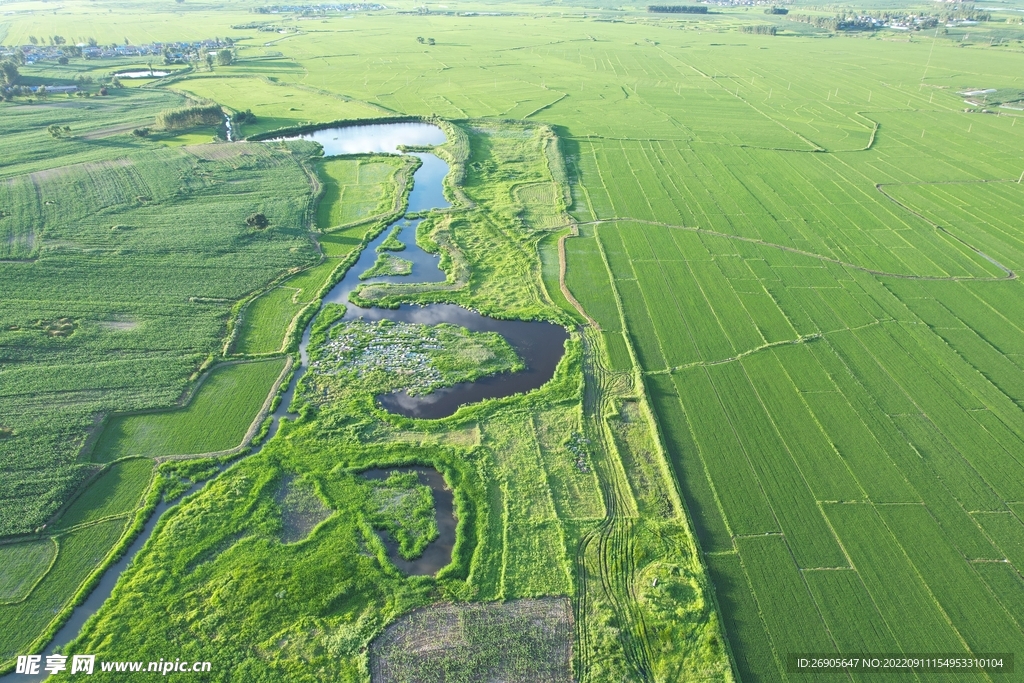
5,122,567,678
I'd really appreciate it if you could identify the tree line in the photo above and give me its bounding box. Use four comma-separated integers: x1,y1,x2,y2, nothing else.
647,5,708,13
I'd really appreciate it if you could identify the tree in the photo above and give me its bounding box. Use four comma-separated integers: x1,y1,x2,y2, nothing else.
47,124,71,138
427,37,435,45
58,56,69,65
87,37,98,47
29,36,38,45
53,35,66,46
205,52,215,70
216,48,233,66
416,36,425,43
0,61,19,87
246,212,269,230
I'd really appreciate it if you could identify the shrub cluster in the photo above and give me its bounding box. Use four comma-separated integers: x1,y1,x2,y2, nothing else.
156,102,223,130
647,5,707,12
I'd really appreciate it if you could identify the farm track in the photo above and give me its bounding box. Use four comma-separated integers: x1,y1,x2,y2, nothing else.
574,329,655,682
555,217,1016,282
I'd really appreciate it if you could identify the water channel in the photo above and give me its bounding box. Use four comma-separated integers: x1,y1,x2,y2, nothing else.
6,121,567,678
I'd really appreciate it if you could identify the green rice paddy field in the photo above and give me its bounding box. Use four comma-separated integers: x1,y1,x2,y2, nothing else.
4,1,1024,680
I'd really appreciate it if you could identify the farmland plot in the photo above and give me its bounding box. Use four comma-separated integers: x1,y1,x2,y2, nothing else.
563,42,1024,680
92,358,286,461
369,599,573,683
0,141,317,536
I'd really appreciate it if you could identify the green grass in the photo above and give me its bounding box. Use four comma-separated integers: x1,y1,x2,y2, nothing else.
0,123,319,535
359,253,412,279
92,358,286,461
0,517,126,662
52,459,155,531
316,156,407,230
364,471,438,561
0,539,57,603
171,74,385,138
234,286,307,355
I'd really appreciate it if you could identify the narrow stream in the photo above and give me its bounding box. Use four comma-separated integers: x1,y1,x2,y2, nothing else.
5,122,567,677
3,481,208,682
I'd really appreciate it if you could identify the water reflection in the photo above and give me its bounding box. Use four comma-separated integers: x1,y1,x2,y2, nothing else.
359,466,455,576
277,122,447,156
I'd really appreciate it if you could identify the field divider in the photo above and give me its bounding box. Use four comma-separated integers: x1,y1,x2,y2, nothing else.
649,333,823,375
0,537,59,607
153,355,292,463
875,182,1017,280
563,217,1016,282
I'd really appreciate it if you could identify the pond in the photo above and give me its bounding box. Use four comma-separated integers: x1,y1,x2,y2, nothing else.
112,70,169,78
359,466,455,576
275,120,568,422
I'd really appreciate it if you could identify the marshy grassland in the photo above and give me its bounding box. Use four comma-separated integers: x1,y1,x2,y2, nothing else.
3,2,1024,681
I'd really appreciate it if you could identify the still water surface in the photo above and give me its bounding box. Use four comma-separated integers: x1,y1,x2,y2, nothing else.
359,466,456,576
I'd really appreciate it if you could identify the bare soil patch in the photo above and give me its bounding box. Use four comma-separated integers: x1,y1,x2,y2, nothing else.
370,598,572,683
275,474,331,544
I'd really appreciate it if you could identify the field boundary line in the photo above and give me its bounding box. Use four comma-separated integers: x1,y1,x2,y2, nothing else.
50,512,134,538
558,226,598,328
153,355,293,463
524,91,568,119
667,56,825,151
0,537,59,606
648,333,822,375
875,183,1016,279
557,218,1016,282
